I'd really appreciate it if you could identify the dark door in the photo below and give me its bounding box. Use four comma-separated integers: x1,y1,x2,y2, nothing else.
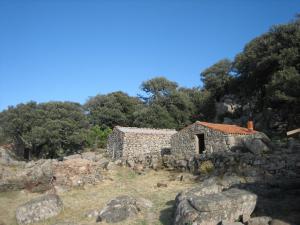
196,134,205,154
24,148,30,160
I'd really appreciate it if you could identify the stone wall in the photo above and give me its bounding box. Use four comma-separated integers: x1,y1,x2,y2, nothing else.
107,128,124,159
122,132,174,160
162,148,300,182
107,127,177,162
171,123,231,158
171,123,269,158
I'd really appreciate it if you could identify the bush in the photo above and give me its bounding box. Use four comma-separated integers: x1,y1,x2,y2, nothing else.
199,160,214,174
86,125,112,149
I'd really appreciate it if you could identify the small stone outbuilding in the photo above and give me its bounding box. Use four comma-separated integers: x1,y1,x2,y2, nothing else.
107,126,177,160
171,121,270,158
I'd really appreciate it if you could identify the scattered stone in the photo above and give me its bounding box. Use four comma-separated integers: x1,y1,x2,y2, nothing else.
97,195,139,223
81,152,97,161
176,160,188,169
106,162,116,170
85,209,99,218
133,164,144,173
270,219,294,225
222,221,244,225
51,222,77,225
63,154,82,161
157,182,168,188
98,158,109,169
126,159,135,168
150,157,160,170
0,151,114,193
174,173,197,182
136,198,153,209
114,159,123,166
53,158,103,188
16,194,63,225
247,216,272,225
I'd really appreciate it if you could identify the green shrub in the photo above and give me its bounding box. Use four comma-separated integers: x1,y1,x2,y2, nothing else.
86,125,112,149
199,160,214,174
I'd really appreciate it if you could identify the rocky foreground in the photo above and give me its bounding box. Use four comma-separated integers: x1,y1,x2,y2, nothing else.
0,149,111,193
0,144,300,225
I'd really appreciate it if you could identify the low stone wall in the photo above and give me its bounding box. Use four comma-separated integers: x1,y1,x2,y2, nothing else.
162,149,300,181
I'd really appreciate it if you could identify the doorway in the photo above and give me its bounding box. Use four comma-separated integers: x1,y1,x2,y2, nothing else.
195,133,205,154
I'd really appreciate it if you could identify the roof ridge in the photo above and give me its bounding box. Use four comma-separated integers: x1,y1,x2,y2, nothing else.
115,126,176,131
115,126,177,134
195,121,256,135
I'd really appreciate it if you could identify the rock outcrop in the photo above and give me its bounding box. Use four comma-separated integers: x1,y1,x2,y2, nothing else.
174,186,257,225
174,174,300,225
0,151,111,193
97,195,140,223
16,194,63,225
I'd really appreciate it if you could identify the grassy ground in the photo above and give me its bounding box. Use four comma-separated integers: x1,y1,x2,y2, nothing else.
0,167,197,225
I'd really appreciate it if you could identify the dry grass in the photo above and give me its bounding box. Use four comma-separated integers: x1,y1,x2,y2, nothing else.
0,167,197,225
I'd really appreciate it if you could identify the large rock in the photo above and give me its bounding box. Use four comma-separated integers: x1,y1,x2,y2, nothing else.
215,95,241,119
243,138,270,155
174,187,257,225
24,160,54,192
0,147,24,166
16,194,63,225
0,159,54,192
97,195,139,223
270,219,294,225
177,175,245,203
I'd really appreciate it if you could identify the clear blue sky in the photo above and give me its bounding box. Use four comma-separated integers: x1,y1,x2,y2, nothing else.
0,0,299,111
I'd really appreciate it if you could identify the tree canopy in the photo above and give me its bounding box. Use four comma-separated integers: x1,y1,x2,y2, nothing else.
200,59,233,99
85,91,142,128
0,101,89,159
234,17,300,109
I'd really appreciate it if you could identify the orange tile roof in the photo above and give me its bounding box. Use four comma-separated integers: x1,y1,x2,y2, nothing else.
196,121,256,135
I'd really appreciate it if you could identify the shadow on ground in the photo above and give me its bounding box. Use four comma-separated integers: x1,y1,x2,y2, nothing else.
159,200,175,225
234,179,300,224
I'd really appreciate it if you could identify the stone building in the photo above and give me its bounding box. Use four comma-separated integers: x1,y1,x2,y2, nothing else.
171,121,270,158
107,126,177,160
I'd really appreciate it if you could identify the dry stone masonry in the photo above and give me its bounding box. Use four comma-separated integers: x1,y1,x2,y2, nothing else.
107,126,177,163
171,121,271,159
